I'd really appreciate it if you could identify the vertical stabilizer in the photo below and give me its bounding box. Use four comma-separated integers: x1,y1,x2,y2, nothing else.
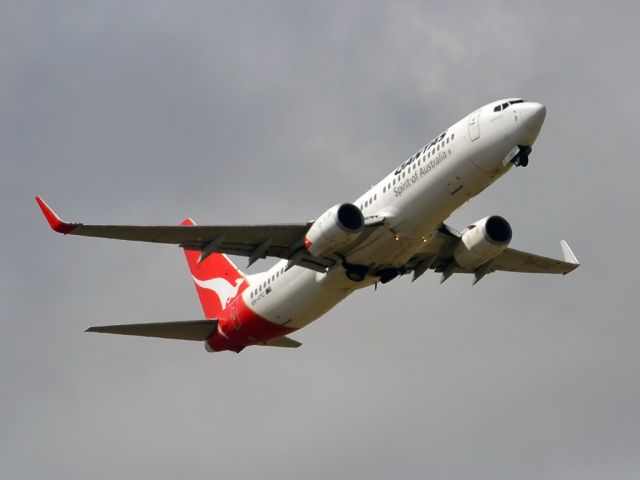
181,218,247,318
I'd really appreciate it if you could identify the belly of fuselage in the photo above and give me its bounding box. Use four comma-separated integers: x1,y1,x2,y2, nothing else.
248,266,357,330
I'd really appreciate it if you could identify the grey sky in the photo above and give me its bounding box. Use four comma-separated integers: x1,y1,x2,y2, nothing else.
2,1,639,478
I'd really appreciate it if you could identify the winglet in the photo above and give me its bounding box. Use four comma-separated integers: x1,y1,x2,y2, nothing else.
35,196,78,234
560,240,579,265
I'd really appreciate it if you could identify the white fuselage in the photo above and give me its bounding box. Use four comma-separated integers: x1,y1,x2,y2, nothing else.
241,99,546,331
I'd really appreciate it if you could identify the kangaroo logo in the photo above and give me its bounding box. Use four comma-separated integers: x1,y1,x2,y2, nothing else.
192,276,244,308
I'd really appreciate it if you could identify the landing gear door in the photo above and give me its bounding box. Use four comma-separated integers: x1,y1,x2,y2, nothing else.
468,109,480,141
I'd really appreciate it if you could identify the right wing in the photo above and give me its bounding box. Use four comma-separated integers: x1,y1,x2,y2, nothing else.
37,196,382,273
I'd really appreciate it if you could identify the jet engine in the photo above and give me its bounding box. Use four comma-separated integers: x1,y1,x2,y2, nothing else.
304,203,364,256
453,216,512,269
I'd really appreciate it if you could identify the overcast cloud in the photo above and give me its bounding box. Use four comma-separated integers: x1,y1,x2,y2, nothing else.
2,1,639,479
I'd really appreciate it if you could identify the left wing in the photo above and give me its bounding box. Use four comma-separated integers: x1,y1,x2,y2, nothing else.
488,240,579,274
406,224,579,283
36,196,346,272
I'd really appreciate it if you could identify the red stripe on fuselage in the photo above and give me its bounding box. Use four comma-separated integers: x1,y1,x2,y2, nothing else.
207,295,295,352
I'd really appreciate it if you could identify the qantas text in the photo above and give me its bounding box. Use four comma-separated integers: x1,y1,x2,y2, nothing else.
394,150,448,197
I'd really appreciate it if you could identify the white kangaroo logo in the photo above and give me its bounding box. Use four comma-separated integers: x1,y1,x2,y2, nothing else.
192,276,244,308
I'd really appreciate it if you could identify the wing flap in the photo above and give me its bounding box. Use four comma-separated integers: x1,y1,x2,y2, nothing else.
86,320,218,341
57,223,307,248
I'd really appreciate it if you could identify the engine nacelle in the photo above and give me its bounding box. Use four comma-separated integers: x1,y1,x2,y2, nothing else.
453,215,512,269
304,203,364,256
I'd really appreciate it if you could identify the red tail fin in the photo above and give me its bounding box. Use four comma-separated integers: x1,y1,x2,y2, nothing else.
181,218,247,318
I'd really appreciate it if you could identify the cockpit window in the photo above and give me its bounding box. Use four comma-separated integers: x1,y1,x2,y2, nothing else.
495,99,525,112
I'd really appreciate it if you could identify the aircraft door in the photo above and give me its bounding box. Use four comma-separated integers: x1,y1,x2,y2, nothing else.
468,109,480,141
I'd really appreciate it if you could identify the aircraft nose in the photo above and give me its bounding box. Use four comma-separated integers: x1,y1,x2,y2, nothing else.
518,102,546,144
521,102,546,131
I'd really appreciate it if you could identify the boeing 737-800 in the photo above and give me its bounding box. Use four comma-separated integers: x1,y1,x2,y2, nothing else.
36,98,579,353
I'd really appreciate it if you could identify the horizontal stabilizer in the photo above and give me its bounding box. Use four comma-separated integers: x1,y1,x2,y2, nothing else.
259,336,302,348
86,320,217,341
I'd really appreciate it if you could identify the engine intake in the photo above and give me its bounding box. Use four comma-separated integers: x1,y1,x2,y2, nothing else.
453,215,512,269
304,203,364,256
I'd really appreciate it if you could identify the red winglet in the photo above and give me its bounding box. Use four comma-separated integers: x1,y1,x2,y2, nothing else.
35,196,77,234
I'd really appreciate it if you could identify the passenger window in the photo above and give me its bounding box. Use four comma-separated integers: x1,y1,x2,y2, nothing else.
451,133,455,140
374,194,377,201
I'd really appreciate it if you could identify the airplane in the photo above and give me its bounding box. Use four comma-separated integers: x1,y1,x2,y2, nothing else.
36,98,579,353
